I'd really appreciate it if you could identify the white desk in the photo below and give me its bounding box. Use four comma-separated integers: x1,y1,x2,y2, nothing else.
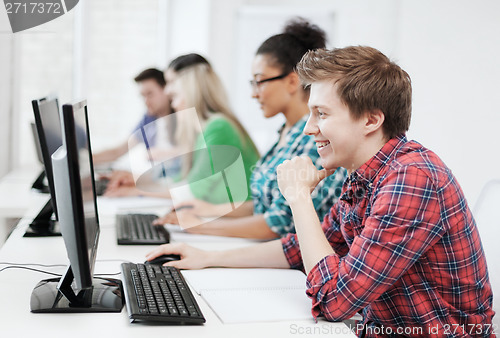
0,201,356,338
0,167,48,244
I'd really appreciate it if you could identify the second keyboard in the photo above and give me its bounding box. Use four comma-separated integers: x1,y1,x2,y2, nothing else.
116,213,170,245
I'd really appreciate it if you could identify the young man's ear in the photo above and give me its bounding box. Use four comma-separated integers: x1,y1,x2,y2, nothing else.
364,109,385,135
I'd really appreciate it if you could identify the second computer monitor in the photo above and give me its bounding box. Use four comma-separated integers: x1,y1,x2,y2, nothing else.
25,96,65,237
32,96,62,216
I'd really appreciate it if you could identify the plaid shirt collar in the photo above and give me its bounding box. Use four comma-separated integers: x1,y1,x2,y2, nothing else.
350,134,407,185
342,134,407,204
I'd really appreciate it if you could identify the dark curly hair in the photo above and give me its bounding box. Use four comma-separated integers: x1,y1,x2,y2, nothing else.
256,17,327,75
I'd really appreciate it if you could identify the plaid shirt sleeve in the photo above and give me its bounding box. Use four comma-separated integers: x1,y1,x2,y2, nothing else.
298,165,448,321
281,201,349,272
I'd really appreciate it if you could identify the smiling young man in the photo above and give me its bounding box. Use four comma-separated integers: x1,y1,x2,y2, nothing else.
146,46,495,337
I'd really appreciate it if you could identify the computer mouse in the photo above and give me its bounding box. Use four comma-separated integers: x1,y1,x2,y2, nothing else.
145,254,181,265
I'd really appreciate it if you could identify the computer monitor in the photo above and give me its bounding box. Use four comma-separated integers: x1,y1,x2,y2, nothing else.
26,96,63,237
30,100,123,313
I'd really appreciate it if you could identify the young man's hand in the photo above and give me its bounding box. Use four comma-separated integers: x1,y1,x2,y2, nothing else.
277,155,334,204
145,243,213,270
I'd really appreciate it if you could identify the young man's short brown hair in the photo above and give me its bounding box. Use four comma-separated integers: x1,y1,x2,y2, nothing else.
134,68,166,88
296,46,412,139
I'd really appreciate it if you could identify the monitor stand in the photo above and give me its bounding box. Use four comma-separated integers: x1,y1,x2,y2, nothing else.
30,266,124,313
31,170,50,193
24,200,61,237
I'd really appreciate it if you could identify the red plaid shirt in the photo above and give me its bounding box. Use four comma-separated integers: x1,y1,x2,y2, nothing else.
282,135,495,337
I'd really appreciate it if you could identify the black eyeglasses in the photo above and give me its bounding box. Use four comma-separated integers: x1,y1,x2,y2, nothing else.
249,73,289,89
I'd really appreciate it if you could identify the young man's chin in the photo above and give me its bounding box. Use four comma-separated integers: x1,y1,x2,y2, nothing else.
320,159,336,171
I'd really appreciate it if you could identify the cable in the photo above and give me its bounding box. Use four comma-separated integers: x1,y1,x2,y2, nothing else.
0,260,132,277
0,262,66,268
0,259,133,266
0,265,62,277
0,265,122,277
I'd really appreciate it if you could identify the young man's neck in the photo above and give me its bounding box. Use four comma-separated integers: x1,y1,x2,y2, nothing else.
346,132,389,175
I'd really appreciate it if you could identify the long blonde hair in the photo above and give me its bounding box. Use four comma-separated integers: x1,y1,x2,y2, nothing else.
172,62,258,177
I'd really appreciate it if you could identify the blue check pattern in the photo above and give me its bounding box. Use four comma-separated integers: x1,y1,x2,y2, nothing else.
250,115,346,236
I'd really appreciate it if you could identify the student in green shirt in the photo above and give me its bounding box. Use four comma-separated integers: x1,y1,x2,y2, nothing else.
166,55,260,204
105,54,259,204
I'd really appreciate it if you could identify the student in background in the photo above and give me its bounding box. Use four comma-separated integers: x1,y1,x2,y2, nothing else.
93,68,171,164
103,56,210,192
105,54,260,206
154,18,347,239
146,46,495,335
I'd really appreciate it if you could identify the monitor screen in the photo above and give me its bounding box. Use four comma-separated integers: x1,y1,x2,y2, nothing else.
30,100,123,313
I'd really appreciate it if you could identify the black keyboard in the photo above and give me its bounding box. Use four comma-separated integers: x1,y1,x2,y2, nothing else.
116,213,170,245
121,263,205,324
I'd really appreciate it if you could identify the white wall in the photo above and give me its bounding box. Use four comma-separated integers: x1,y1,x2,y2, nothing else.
397,0,500,206
0,9,14,177
166,0,211,59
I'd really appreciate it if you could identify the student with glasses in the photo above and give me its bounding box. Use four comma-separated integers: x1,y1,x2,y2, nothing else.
153,18,347,239
249,73,289,88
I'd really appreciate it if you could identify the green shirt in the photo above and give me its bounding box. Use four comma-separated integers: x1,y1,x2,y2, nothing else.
187,115,259,204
